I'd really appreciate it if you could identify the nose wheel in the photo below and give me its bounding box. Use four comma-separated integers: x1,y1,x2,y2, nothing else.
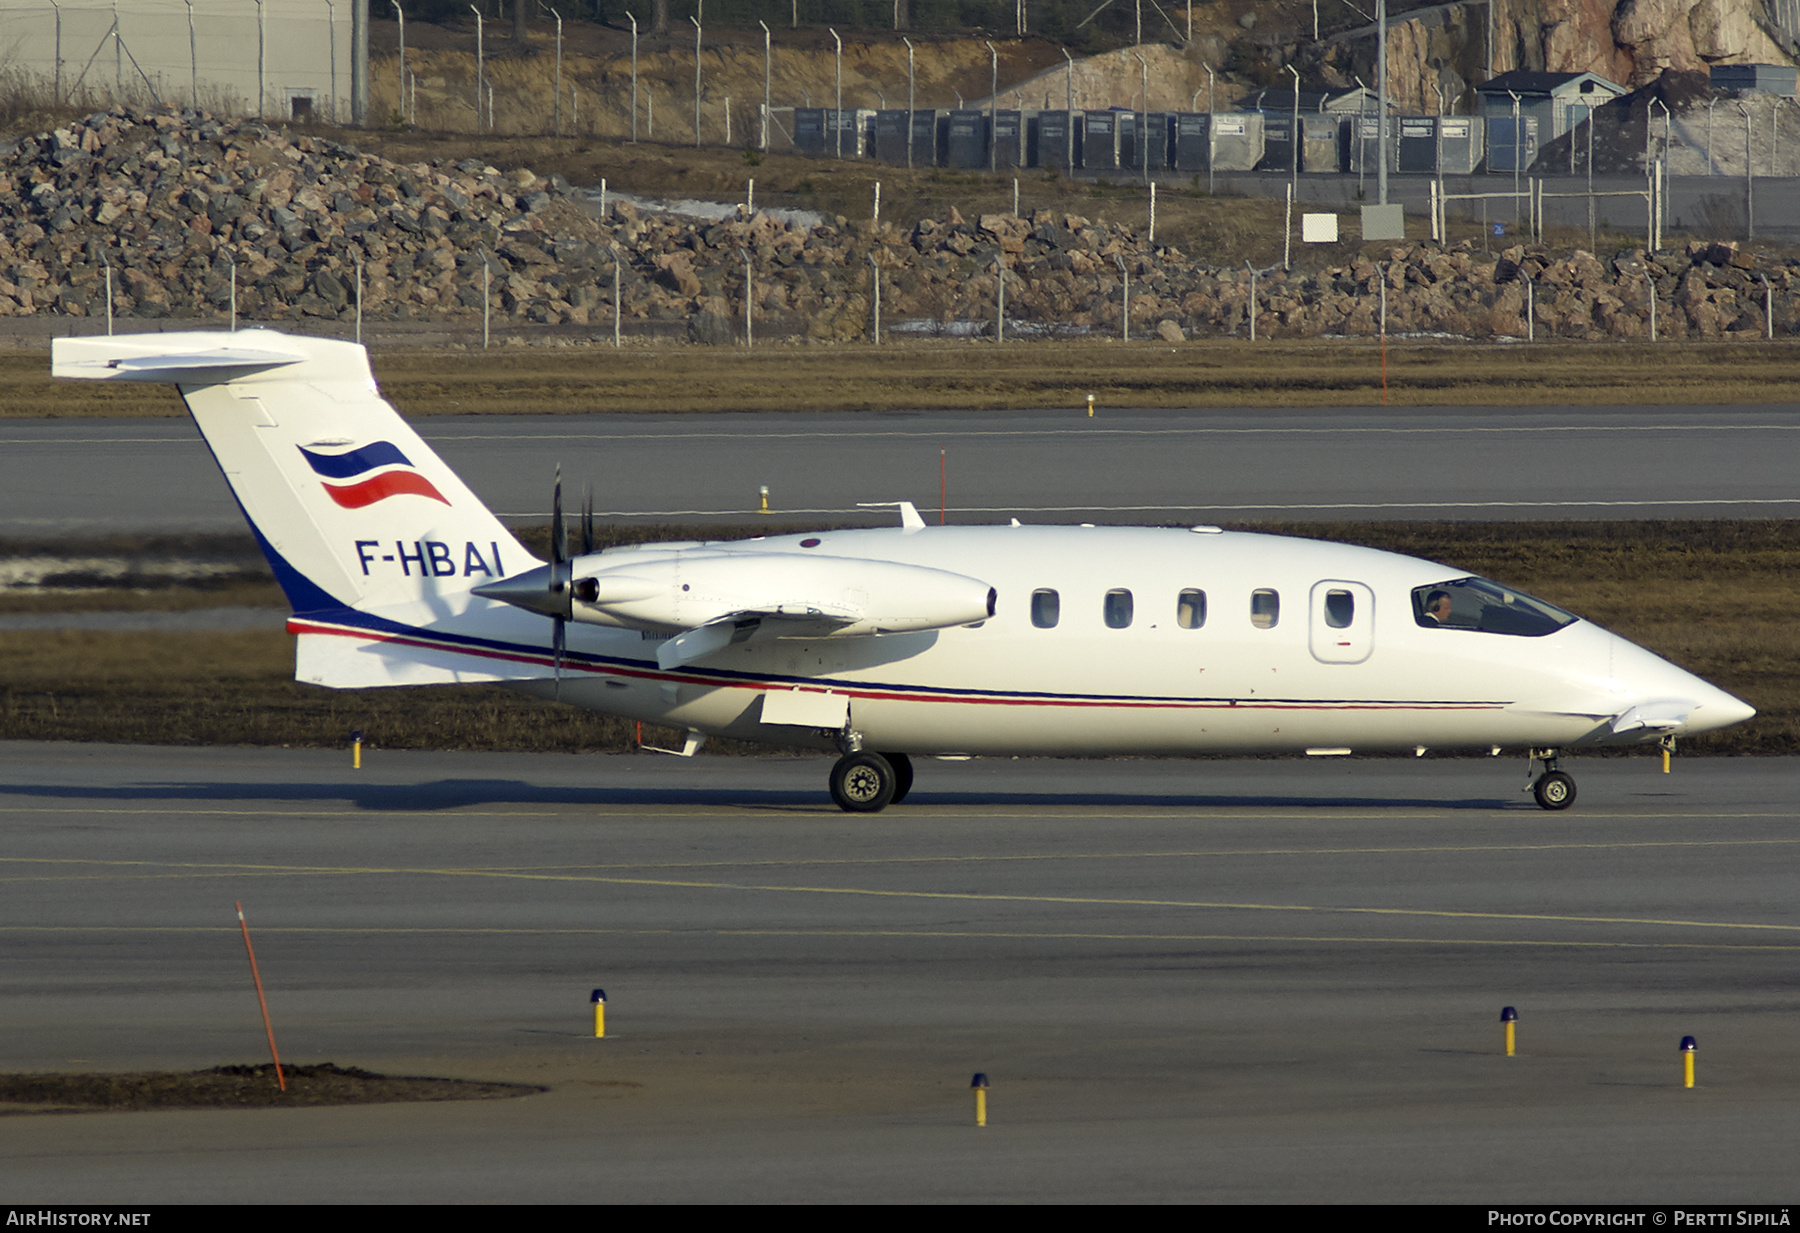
1527,749,1577,811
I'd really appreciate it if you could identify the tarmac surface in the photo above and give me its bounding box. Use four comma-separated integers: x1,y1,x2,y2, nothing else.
5,741,1800,1203
6,403,1800,534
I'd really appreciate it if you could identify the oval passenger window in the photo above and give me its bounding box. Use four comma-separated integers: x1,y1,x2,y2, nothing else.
1251,589,1280,629
1177,589,1206,629
1104,589,1133,629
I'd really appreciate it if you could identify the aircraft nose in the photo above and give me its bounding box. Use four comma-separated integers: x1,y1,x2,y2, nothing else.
1688,689,1756,735
1605,633,1755,738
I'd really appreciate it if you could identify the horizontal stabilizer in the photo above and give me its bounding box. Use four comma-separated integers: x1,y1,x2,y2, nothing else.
52,335,307,383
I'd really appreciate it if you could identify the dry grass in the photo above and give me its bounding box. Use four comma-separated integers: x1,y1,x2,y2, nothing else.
11,339,1800,419
372,339,1800,415
1,520,1794,756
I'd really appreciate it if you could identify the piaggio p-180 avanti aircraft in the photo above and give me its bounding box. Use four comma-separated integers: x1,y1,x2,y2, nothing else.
53,330,1754,812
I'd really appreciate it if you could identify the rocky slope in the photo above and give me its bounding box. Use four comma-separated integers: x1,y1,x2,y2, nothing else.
1,106,1793,342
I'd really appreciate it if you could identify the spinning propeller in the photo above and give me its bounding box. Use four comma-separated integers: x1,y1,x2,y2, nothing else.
549,467,568,692
544,468,598,697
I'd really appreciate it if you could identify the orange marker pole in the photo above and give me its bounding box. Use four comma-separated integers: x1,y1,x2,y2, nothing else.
236,902,286,1092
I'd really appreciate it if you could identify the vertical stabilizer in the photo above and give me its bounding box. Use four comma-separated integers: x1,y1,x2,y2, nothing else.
52,330,534,614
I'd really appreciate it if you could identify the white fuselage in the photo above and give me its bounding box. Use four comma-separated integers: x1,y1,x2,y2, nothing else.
486,525,1749,757
49,328,1752,776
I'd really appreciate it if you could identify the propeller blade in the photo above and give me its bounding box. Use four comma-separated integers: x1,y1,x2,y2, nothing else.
582,486,595,556
551,466,567,566
553,615,565,700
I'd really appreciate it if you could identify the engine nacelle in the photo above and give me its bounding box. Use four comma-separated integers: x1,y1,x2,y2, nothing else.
571,551,995,634
476,550,996,638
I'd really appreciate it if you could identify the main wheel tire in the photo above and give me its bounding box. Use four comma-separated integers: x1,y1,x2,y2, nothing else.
1533,771,1577,811
830,751,896,813
882,752,915,805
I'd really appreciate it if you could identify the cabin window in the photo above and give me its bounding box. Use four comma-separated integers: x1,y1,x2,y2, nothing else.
1104,588,1133,629
1413,577,1578,637
1176,589,1207,629
1031,588,1060,628
1251,589,1280,629
1324,589,1354,628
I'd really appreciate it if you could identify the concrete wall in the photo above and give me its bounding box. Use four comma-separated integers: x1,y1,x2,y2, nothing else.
0,0,352,121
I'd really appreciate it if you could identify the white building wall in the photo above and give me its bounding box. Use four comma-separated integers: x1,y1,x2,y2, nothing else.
0,0,351,122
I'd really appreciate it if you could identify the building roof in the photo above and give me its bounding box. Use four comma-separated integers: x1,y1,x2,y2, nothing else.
1474,70,1625,99
1236,85,1381,114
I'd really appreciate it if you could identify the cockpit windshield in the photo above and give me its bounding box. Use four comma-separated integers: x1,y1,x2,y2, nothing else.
1412,577,1578,637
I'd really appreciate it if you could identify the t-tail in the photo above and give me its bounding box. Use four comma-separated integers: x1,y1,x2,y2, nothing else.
52,329,532,614
53,330,547,690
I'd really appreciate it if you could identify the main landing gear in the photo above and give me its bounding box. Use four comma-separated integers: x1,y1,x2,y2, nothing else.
827,748,914,813
1527,748,1576,811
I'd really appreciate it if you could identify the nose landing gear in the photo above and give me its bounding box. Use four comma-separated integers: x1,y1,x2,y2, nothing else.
1527,748,1576,810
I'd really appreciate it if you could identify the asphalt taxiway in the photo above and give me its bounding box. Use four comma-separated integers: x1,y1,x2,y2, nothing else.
7,403,1800,533
5,742,1799,1203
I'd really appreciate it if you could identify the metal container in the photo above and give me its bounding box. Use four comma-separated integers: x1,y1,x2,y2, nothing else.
1257,113,1294,172
1036,110,1083,171
1206,112,1265,171
1127,112,1175,171
1346,114,1388,175
872,109,911,164
1080,109,1122,170
1711,64,1798,95
1397,116,1438,173
1485,115,1538,173
794,107,827,155
1172,112,1210,170
911,109,948,167
991,109,1026,168
945,110,991,168
1300,114,1342,172
1438,116,1484,174
821,108,873,158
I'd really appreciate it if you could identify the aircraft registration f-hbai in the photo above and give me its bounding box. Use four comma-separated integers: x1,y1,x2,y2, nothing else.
54,330,1754,812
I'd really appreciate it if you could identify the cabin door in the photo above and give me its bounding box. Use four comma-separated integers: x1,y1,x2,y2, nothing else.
1308,580,1375,664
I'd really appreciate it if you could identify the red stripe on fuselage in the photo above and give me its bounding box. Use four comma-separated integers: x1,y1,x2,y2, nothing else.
286,619,1509,714
321,470,449,508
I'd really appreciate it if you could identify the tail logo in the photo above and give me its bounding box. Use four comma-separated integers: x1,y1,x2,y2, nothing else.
298,442,450,510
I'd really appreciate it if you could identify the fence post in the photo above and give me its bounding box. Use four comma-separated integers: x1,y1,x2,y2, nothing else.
741,247,753,349
869,254,880,345
994,255,1004,343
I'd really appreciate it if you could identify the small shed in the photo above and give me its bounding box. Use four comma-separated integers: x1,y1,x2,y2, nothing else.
1473,70,1625,144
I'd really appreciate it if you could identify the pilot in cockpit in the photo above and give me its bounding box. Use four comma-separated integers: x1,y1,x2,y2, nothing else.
1420,589,1454,626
